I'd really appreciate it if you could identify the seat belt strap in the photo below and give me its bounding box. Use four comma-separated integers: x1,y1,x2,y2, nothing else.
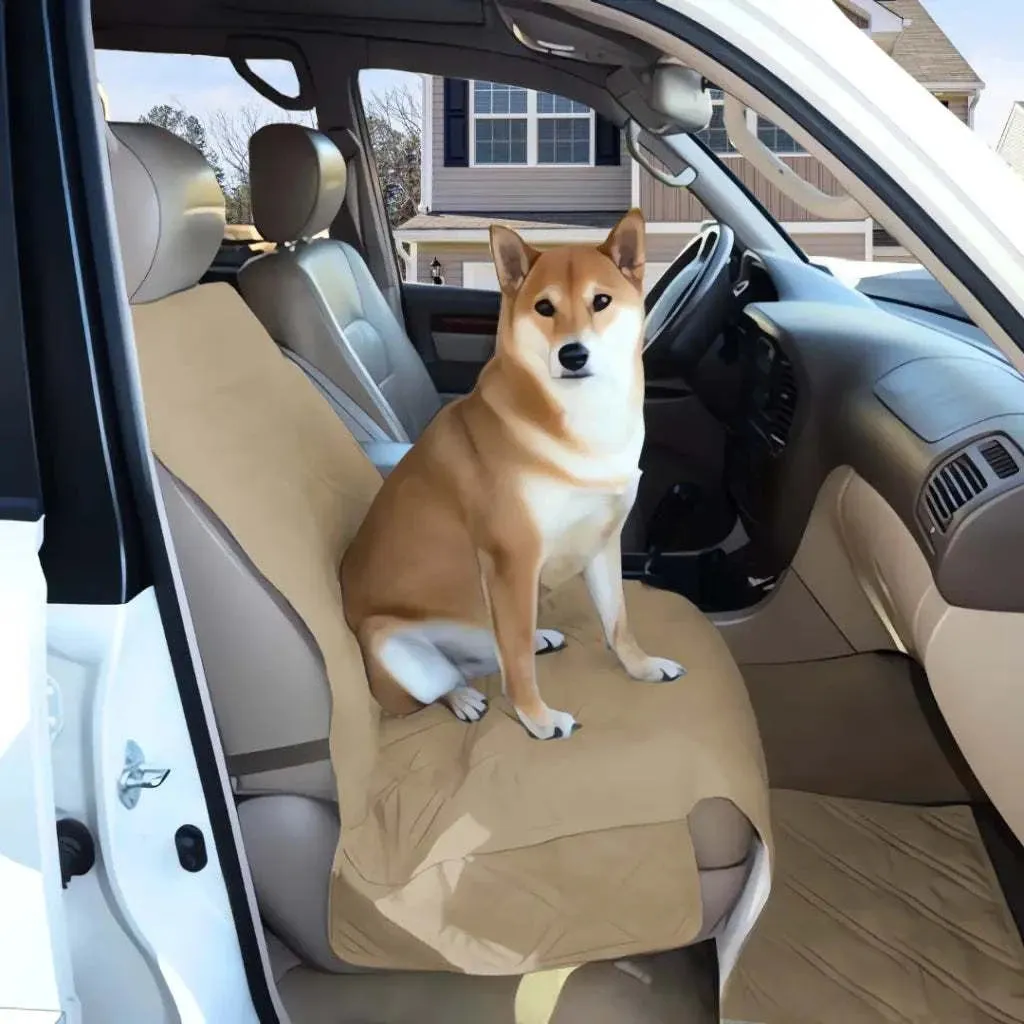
514,965,582,1024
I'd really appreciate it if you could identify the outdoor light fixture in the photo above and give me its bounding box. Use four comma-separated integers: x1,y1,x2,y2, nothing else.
430,257,444,285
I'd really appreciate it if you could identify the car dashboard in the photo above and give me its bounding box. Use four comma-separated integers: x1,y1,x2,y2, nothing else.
713,249,1024,616
704,249,1024,846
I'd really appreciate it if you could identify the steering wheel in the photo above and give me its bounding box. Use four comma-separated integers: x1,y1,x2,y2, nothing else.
643,222,735,376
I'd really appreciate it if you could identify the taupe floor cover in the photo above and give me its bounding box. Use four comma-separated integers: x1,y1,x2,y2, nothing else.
133,283,772,973
725,791,1024,1023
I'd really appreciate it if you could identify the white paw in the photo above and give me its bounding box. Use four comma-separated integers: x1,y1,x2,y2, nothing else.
443,685,489,722
631,656,686,683
515,705,579,740
534,628,566,655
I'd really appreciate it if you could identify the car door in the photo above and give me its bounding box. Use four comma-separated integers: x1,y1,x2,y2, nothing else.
0,39,71,1016
401,282,501,397
6,3,281,1021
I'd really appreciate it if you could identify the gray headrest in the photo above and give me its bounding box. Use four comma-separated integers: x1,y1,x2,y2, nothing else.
106,122,225,305
249,124,347,244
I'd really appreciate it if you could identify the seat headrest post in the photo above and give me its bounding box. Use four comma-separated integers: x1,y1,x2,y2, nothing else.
106,122,226,304
249,124,347,244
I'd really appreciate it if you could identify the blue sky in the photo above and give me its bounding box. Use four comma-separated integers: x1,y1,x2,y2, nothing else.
95,1,1024,146
926,0,1024,143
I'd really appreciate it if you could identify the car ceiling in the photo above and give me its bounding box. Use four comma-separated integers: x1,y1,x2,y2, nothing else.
91,0,662,119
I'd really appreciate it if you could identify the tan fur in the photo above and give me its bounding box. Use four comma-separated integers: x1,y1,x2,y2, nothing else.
342,209,685,739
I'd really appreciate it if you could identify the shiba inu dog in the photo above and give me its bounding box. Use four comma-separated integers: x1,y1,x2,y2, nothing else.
341,209,684,740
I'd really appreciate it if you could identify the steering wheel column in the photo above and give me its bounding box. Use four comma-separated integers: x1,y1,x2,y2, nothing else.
643,223,735,378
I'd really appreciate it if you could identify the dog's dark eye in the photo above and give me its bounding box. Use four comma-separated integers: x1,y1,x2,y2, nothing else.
534,298,556,317
593,293,612,312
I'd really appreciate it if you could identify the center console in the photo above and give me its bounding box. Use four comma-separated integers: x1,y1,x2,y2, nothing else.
623,253,799,612
724,310,798,540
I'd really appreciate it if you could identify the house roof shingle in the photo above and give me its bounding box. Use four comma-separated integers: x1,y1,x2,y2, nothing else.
878,0,983,86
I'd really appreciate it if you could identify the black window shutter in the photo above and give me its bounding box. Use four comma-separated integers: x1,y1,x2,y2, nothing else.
443,78,469,167
594,114,621,166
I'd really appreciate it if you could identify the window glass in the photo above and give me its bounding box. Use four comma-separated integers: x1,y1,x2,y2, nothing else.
473,81,528,115
358,69,424,234
695,89,736,154
475,118,528,165
757,118,803,154
95,49,317,228
537,92,588,115
537,117,590,164
471,81,593,166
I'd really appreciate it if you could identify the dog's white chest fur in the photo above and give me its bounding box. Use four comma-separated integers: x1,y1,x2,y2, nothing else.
523,468,641,590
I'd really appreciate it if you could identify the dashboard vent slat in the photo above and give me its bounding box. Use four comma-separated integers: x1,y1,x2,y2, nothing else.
979,438,1020,480
763,352,798,451
924,452,987,533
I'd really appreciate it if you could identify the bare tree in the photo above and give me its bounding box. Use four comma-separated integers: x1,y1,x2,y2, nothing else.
205,103,316,224
200,84,422,230
141,104,225,185
365,84,421,228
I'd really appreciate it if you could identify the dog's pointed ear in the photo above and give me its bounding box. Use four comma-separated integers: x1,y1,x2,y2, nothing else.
600,208,646,290
490,224,540,296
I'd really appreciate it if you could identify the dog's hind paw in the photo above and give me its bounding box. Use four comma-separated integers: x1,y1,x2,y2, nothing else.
516,705,580,740
631,656,686,683
443,685,489,722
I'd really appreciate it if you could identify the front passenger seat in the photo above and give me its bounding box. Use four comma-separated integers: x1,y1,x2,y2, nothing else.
239,123,441,443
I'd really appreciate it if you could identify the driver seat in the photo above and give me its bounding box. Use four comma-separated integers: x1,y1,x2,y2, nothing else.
238,123,441,443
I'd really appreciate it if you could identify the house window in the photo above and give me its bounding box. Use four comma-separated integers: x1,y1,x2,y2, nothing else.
536,92,591,164
756,117,803,155
695,88,804,156
472,81,528,164
470,81,594,166
695,90,736,155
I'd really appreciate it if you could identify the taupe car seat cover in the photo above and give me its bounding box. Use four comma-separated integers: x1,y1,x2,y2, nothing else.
106,121,773,975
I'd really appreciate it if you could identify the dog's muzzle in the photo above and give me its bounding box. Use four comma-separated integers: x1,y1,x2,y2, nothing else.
557,341,591,378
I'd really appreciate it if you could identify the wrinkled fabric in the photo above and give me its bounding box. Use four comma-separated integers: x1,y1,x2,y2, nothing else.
133,282,772,974
725,791,1024,1023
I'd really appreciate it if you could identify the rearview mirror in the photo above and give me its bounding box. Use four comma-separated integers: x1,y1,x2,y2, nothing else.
648,63,712,134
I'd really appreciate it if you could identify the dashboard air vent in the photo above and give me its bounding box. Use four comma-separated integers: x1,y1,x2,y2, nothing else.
978,438,1020,480
753,348,798,452
924,452,987,532
764,354,798,451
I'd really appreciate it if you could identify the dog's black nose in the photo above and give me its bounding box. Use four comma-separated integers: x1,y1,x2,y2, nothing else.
558,342,589,372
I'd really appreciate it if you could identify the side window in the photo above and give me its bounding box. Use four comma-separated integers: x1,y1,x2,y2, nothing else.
755,116,803,155
696,87,802,156
468,80,595,167
358,69,424,281
95,50,316,232
371,74,623,290
695,89,737,155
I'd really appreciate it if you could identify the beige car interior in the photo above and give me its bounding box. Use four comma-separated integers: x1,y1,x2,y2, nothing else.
105,118,778,1018
239,122,440,467
94,2,1024,1020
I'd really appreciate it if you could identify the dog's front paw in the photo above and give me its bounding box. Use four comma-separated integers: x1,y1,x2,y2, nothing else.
515,705,580,740
534,628,567,655
630,656,686,683
443,685,489,722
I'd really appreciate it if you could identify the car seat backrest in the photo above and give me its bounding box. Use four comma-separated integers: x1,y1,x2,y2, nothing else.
105,121,384,813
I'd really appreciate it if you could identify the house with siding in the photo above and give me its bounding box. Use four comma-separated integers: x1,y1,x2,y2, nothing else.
997,102,1024,178
396,0,982,287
